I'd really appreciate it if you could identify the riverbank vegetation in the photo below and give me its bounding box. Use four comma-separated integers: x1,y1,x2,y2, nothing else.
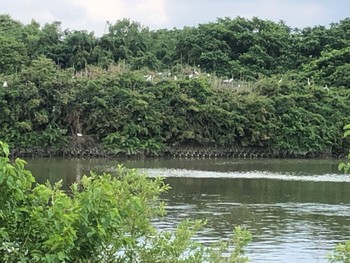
0,141,252,262
1,14,350,156
328,128,350,262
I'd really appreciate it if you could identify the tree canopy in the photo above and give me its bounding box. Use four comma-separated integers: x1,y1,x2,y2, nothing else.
1,14,350,156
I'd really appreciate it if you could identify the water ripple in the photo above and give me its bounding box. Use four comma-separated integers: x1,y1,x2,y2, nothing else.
141,168,350,182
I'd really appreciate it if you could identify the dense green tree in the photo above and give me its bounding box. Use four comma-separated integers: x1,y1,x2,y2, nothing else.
102,19,151,65
22,20,42,60
0,14,24,38
1,14,350,156
36,21,64,64
0,141,252,262
0,36,28,74
149,29,178,69
303,47,350,88
327,18,350,50
60,30,97,70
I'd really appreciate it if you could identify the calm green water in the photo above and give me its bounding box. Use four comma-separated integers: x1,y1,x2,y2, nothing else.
26,157,350,263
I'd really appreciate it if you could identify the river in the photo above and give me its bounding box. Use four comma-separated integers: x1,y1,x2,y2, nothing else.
25,157,350,263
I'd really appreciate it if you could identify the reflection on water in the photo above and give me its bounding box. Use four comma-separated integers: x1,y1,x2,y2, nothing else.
156,200,350,262
158,177,350,263
25,157,350,263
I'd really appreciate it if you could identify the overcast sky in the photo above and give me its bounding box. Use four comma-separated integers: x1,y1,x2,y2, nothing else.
1,0,349,35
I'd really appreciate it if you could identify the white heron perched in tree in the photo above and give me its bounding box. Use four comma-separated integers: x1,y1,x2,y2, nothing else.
3,81,7,87
222,77,233,84
143,74,153,82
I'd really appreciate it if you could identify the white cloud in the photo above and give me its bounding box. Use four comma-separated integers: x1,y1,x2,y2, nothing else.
69,0,168,31
163,0,334,30
70,0,124,22
134,0,168,26
247,0,329,27
1,0,169,34
0,0,348,35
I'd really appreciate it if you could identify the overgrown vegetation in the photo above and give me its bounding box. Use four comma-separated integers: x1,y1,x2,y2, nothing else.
329,241,350,263
0,141,252,262
1,14,350,156
328,126,350,262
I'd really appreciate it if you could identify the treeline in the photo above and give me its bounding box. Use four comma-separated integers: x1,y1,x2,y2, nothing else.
2,14,350,82
1,14,350,156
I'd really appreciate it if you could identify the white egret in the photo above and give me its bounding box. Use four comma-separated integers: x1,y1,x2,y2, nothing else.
222,78,233,84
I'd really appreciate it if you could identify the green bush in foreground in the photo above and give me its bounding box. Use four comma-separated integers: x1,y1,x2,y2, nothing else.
329,241,350,263
329,125,350,262
0,141,251,262
338,124,350,173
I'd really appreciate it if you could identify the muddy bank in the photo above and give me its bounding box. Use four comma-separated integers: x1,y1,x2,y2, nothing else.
10,145,344,159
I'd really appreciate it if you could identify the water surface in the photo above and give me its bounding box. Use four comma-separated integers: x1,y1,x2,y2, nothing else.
26,157,350,262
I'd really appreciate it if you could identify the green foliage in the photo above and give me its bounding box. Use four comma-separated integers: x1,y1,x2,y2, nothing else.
1,14,350,156
139,221,252,263
0,35,28,74
338,124,350,173
330,128,350,262
329,241,350,263
1,14,350,80
2,62,350,155
0,142,251,262
303,47,350,88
